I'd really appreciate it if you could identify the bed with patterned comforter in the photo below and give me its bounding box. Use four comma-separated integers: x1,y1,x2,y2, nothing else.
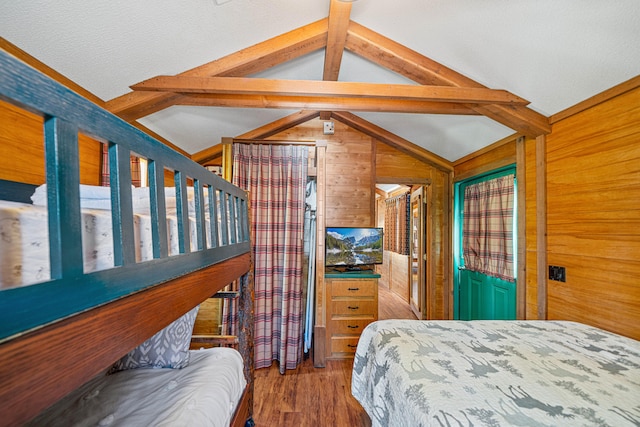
352,320,640,427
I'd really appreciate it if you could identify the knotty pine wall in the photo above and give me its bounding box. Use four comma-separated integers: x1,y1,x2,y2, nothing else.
0,100,102,186
454,78,640,340
545,83,640,340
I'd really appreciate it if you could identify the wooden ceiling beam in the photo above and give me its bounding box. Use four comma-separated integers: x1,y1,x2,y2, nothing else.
345,21,550,136
131,76,529,105
105,19,329,121
236,110,321,140
178,93,480,115
323,0,352,81
191,144,223,165
331,111,454,172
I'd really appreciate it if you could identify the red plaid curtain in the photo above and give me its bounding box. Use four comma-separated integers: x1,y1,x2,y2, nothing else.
232,143,308,373
462,175,515,282
384,192,409,255
101,143,141,187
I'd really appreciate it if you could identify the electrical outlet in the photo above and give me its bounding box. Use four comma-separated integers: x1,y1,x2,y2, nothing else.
323,121,334,135
548,265,566,282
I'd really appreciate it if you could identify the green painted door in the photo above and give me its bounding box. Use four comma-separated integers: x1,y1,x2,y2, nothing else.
455,167,517,320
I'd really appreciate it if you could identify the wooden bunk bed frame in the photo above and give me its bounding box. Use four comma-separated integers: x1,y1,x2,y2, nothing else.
0,49,254,426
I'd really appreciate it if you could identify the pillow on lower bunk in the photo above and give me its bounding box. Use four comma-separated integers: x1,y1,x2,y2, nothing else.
110,305,200,372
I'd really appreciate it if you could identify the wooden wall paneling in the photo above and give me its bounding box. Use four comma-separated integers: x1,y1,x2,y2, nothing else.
545,86,640,339
453,135,517,181
1,100,102,186
524,137,539,319
535,135,547,320
375,142,432,179
389,252,409,300
314,143,327,367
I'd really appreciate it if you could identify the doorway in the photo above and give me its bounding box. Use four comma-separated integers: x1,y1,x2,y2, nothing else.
454,166,517,320
409,186,427,319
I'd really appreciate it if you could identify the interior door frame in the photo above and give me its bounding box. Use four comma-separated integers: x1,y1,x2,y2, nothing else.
409,186,427,319
453,165,517,320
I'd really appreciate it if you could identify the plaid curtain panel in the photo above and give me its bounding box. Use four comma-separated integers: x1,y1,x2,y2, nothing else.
232,143,308,373
462,174,515,282
384,192,409,255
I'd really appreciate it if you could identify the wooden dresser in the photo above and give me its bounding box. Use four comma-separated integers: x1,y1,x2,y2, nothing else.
325,271,380,359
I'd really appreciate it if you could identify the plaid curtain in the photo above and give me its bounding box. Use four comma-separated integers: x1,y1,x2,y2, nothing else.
384,192,409,255
462,174,515,282
232,143,308,373
101,143,141,187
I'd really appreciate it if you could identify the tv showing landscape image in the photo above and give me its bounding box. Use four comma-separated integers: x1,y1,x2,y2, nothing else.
325,227,383,268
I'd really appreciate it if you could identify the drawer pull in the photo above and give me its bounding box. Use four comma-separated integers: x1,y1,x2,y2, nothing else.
347,325,360,329
348,344,358,348
347,287,360,291
347,305,360,310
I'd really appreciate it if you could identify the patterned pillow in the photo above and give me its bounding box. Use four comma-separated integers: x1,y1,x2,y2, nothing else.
110,306,200,372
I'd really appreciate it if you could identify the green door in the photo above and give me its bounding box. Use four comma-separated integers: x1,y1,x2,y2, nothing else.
455,167,517,320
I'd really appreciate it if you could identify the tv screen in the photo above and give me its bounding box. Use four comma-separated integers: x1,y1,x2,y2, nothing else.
325,227,383,268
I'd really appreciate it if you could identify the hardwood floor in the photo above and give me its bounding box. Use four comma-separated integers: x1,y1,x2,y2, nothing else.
252,282,416,426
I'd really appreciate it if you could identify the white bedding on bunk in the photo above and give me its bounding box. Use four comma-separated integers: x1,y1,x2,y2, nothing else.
0,198,200,289
28,347,246,427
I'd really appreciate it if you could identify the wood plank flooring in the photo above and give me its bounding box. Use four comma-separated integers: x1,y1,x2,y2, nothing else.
253,282,416,426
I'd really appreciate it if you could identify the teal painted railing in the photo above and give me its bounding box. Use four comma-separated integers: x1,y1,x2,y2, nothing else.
0,50,250,342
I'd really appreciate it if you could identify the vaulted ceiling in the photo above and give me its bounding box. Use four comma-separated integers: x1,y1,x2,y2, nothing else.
2,0,639,163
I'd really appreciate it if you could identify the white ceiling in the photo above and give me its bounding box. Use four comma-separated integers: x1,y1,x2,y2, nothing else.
2,0,639,162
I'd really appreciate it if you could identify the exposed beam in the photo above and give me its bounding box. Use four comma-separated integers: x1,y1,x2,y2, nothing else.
191,144,223,165
131,76,529,106
332,111,454,172
236,110,320,140
106,19,329,121
345,21,550,136
179,93,480,115
323,0,352,81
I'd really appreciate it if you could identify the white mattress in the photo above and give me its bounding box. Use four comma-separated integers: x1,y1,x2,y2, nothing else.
28,347,247,427
0,199,201,289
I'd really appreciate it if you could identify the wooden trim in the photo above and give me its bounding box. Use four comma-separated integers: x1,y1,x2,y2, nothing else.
453,157,517,183
370,137,376,226
446,171,454,319
377,177,432,186
0,254,250,427
232,139,317,146
550,74,640,123
314,144,327,368
535,135,547,319
516,136,527,319
192,144,224,165
222,137,233,182
453,132,520,167
230,386,252,427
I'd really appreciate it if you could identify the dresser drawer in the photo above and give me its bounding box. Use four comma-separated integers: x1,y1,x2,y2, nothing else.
331,300,376,317
330,336,360,354
330,318,373,335
331,279,376,297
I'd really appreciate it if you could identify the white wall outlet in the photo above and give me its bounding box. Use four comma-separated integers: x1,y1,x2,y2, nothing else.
323,121,335,135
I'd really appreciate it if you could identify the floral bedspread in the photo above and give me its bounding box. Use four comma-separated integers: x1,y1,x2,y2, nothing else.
352,320,640,427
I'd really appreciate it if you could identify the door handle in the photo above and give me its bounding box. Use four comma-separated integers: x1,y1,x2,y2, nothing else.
458,266,467,270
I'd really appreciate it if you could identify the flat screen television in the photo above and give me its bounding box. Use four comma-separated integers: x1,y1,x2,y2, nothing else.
325,227,383,270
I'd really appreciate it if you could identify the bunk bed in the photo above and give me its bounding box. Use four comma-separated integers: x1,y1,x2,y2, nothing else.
352,319,640,427
0,49,254,426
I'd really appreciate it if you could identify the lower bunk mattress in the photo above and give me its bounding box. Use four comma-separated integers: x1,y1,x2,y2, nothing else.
352,319,640,427
28,347,246,427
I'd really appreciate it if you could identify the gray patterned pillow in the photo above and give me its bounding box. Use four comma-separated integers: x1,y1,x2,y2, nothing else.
110,306,200,372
